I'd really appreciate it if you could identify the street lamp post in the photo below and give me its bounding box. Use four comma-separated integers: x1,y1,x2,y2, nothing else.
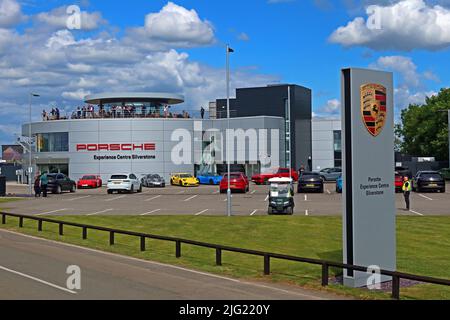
226,45,234,217
28,93,40,196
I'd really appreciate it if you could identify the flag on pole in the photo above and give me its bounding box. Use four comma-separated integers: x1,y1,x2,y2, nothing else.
227,47,234,53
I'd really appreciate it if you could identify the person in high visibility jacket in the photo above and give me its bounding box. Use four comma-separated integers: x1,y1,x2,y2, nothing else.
402,176,412,211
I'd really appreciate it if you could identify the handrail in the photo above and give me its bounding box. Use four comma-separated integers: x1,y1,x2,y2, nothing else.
1,211,449,300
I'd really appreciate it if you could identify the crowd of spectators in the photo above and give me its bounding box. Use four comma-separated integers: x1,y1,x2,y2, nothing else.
42,105,193,121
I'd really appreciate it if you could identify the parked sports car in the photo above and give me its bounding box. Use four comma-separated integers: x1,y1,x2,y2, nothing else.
298,172,324,193
412,171,446,193
77,175,102,189
141,174,165,188
251,168,299,185
336,175,343,193
197,173,223,185
395,173,404,193
47,173,77,194
220,173,249,193
319,168,342,182
170,173,199,187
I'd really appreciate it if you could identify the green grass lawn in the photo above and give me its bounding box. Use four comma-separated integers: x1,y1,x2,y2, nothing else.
0,212,449,300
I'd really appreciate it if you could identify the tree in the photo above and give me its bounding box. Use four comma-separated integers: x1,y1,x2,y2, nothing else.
395,88,450,161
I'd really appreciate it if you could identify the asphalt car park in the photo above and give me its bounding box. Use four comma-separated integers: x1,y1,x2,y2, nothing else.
3,182,450,217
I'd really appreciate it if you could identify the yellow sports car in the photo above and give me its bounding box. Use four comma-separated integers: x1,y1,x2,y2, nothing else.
170,173,199,187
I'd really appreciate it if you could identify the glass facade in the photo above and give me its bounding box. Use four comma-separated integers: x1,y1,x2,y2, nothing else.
333,130,342,168
37,132,69,152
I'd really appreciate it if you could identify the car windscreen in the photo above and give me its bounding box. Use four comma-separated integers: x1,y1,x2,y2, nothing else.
82,176,96,180
270,184,290,197
110,175,128,180
420,173,442,180
180,174,192,178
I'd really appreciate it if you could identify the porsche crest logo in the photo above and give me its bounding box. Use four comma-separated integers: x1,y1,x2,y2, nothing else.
360,83,387,137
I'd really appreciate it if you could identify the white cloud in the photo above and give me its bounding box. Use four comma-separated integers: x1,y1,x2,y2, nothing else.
395,86,437,109
0,0,24,28
62,89,92,100
126,2,215,50
329,0,450,51
370,55,420,87
316,99,341,116
237,32,250,41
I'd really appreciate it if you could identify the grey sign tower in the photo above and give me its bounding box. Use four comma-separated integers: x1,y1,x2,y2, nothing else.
341,68,397,288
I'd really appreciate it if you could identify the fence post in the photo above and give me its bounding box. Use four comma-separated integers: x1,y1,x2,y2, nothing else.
176,241,181,258
110,232,115,245
264,254,270,275
216,248,222,266
322,263,329,286
19,217,23,228
392,275,400,300
38,220,43,232
140,236,146,252
59,223,64,236
82,227,87,240
1,213,5,225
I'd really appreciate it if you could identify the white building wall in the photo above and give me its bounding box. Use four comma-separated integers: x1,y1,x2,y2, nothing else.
312,118,341,171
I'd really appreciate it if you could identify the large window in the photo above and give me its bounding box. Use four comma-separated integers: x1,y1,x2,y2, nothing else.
333,130,342,168
37,133,69,152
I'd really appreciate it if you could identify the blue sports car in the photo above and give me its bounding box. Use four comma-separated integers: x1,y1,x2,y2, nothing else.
336,175,343,193
197,173,223,185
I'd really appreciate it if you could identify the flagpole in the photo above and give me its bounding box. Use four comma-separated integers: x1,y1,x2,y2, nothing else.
226,44,232,217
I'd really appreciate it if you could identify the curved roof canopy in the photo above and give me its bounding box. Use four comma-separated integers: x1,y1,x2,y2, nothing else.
84,92,185,105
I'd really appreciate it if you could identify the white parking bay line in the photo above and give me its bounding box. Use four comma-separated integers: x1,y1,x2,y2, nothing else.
410,210,424,216
105,195,126,202
0,265,77,295
145,195,162,202
66,195,91,202
305,210,309,216
140,209,161,216
177,190,186,195
36,209,68,216
251,190,256,195
326,190,331,195
87,209,113,216
184,195,198,202
195,209,209,216
418,194,433,201
264,195,269,202
250,209,258,216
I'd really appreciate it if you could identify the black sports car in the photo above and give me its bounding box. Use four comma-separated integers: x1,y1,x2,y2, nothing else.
413,171,446,193
297,172,324,193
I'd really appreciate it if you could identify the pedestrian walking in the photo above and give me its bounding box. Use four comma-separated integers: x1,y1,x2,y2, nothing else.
34,174,41,198
403,176,412,211
40,172,48,198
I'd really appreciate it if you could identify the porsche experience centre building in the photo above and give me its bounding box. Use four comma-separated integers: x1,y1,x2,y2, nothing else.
22,86,312,183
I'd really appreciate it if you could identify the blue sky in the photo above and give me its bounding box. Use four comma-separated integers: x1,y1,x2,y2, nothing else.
0,0,449,145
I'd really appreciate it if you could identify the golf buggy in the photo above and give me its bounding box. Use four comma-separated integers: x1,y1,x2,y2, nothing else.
267,177,295,215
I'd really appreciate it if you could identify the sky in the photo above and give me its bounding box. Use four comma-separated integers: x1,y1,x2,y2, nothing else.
0,0,449,146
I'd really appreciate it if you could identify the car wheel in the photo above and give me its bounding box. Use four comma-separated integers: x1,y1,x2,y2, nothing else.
130,185,134,194
287,207,294,215
137,185,142,193
107,190,113,195
268,207,273,215
70,185,76,193
319,186,324,194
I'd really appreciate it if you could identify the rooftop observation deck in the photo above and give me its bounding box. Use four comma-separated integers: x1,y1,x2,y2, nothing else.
40,92,211,121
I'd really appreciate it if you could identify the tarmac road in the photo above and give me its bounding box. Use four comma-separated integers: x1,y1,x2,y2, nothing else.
0,229,346,300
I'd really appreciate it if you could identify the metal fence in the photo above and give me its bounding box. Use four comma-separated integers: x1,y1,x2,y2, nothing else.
1,211,449,300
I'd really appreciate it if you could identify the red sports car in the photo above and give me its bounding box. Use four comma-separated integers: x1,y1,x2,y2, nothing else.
77,175,103,189
251,168,299,185
220,173,249,193
395,173,403,193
